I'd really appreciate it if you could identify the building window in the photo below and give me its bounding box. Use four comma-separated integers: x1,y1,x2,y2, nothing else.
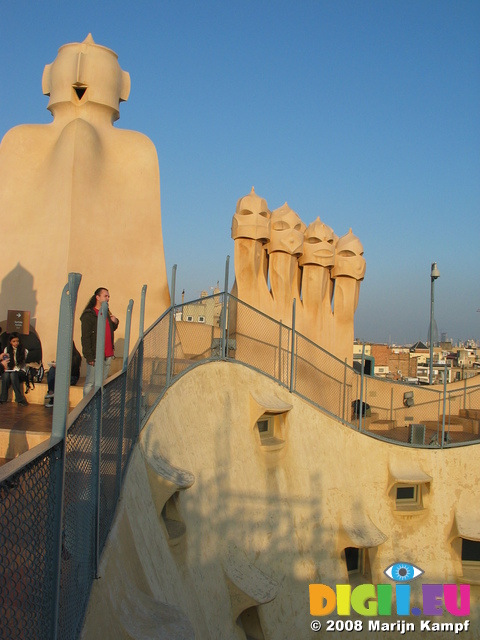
257,416,274,438
461,539,480,583
342,547,372,586
395,484,421,509
345,547,362,573
161,492,186,546
186,315,193,322
255,414,285,450
237,606,265,640
198,316,206,323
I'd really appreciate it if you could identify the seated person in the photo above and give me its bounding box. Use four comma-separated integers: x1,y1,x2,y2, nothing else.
0,332,29,405
0,327,8,372
45,342,81,407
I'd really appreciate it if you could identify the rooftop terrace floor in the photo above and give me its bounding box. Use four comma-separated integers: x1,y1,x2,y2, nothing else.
365,424,480,446
0,402,52,467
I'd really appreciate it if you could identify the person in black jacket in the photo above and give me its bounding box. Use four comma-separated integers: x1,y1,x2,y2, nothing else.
0,332,29,405
80,287,119,396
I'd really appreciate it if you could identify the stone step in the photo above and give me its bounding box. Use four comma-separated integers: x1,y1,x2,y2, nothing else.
423,418,476,433
353,412,379,427
423,420,456,431
459,408,480,420
368,419,397,431
440,415,480,434
3,381,83,407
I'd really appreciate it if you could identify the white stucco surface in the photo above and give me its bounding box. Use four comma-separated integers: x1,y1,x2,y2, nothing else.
83,361,480,639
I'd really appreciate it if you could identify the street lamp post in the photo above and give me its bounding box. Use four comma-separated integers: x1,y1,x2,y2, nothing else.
429,262,440,384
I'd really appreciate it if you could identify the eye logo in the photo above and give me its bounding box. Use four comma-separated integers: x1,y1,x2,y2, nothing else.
384,562,424,582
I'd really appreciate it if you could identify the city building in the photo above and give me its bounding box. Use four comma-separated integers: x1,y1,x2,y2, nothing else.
180,286,222,326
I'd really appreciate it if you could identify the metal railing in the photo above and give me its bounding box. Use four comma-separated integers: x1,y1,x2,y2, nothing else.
158,292,480,448
1,267,479,639
0,275,146,640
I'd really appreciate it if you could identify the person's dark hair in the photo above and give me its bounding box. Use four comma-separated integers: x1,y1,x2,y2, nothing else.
84,287,108,312
6,332,27,366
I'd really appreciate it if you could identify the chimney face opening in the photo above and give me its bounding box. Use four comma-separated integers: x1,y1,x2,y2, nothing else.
73,85,87,100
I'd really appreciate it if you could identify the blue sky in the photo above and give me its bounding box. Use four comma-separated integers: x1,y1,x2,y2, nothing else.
1,1,479,345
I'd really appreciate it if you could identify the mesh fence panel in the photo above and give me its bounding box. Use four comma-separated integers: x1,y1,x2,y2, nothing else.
441,383,480,446
175,303,218,354
446,387,465,420
99,374,125,553
169,294,226,378
294,333,351,420
0,448,59,640
354,376,443,445
143,314,170,416
141,296,231,404
464,384,480,414
124,348,140,471
58,393,99,640
229,297,291,386
58,361,143,639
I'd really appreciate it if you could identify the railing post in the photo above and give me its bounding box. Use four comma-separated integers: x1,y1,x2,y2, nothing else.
139,284,147,339
122,300,134,372
93,302,107,392
136,286,147,436
52,273,82,439
279,322,283,384
116,299,134,502
441,370,448,448
225,291,231,357
170,264,177,373
464,376,467,410
166,265,177,385
359,344,366,432
93,301,108,577
166,309,174,387
342,358,347,422
170,263,177,309
221,255,230,359
51,442,65,640
51,273,82,640
434,394,440,445
289,299,296,393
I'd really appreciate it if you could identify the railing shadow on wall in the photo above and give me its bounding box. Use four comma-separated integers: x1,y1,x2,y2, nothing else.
1,265,480,639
